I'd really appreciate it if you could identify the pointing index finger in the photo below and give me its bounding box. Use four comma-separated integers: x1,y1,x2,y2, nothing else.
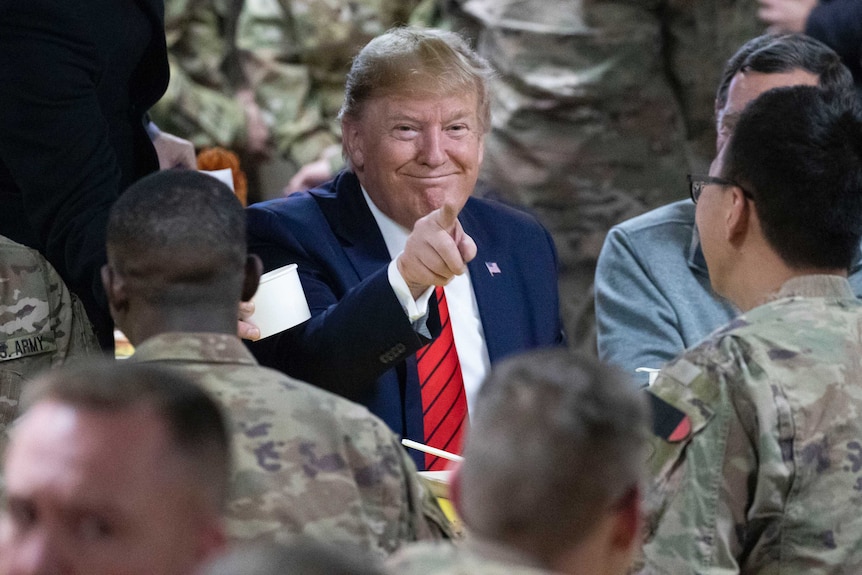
437,203,460,233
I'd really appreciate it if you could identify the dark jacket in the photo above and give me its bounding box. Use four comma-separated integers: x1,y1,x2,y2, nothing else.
0,0,168,346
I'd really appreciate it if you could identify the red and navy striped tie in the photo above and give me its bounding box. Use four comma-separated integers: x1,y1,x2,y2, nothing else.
416,286,468,471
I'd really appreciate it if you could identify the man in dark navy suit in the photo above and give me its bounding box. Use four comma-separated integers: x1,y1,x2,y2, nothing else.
246,27,565,469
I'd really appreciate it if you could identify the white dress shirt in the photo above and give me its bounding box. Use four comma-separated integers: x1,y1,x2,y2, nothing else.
362,189,491,414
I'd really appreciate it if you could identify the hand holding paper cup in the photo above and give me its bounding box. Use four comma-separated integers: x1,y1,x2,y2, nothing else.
247,264,311,339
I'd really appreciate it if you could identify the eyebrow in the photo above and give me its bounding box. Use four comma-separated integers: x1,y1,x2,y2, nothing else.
386,109,475,125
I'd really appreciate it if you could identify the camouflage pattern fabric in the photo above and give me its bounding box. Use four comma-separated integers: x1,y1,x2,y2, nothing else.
150,0,248,151
412,0,761,353
0,236,98,436
387,540,556,575
639,275,862,573
130,332,452,557
235,0,421,168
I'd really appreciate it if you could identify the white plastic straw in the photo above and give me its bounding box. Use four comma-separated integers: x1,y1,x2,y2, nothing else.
401,438,464,462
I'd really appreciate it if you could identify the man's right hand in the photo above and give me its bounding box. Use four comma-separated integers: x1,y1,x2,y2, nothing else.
238,301,261,341
396,204,477,299
757,0,817,33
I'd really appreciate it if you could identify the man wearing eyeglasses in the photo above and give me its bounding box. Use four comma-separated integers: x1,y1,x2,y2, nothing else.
595,33,860,383
636,84,862,573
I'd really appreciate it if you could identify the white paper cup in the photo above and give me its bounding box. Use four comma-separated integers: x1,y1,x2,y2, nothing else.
198,168,235,191
248,264,311,339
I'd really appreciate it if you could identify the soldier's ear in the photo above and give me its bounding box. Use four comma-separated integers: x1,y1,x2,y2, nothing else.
100,264,128,322
725,185,751,244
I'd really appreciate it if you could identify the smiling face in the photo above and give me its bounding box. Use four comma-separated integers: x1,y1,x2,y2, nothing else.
0,401,213,575
342,91,485,229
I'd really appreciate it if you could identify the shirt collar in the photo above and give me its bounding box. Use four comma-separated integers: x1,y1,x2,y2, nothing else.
361,186,411,259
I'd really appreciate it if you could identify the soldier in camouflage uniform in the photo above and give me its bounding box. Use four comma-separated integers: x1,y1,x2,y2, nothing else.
595,34,858,383
104,170,451,556
0,235,98,437
640,87,862,573
388,349,649,575
150,0,257,154
153,0,422,200
411,0,762,352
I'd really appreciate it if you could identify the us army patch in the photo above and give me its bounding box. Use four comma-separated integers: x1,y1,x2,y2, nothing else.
0,331,56,362
648,392,691,442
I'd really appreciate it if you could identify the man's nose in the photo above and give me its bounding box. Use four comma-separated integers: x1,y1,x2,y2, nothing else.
417,130,447,167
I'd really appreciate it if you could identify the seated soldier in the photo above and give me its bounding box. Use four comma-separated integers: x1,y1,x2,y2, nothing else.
641,87,862,572
387,348,649,575
0,361,229,575
102,169,450,556
595,33,858,383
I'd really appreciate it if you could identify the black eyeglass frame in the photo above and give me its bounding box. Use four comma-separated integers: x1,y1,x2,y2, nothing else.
687,174,754,205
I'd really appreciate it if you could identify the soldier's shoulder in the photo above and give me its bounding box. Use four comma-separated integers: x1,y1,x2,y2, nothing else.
214,362,392,440
0,236,50,271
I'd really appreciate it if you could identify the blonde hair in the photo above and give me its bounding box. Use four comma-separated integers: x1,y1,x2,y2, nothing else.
339,27,494,133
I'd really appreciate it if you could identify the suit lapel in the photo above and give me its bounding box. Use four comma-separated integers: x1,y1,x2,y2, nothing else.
329,172,392,281
461,200,512,363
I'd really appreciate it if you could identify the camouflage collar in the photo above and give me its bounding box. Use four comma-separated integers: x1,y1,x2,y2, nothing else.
773,275,856,301
129,332,259,366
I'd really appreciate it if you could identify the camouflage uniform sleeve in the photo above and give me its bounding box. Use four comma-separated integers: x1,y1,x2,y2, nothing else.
237,0,421,167
42,254,99,364
661,2,762,164
392,434,455,543
235,0,331,165
0,240,97,436
637,348,757,574
149,0,247,149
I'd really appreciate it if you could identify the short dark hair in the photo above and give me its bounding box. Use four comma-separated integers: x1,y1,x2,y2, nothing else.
21,360,231,509
458,349,649,563
721,86,862,269
106,170,246,307
716,34,855,110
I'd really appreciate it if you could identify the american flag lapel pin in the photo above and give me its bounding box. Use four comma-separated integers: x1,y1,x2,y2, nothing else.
485,262,501,276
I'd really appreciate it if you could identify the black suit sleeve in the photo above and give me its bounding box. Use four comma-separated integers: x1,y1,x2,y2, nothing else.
0,0,156,346
246,202,439,401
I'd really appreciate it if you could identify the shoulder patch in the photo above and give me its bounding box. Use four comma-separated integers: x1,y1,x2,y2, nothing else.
648,392,692,442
